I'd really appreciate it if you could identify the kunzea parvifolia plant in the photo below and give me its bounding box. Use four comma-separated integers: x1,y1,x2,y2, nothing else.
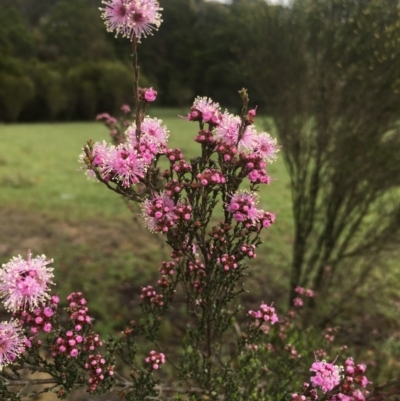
0,1,394,400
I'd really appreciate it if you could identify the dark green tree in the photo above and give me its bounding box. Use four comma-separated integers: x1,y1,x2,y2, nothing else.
234,0,400,320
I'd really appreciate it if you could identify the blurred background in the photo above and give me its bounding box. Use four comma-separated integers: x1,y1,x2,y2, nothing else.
1,0,400,397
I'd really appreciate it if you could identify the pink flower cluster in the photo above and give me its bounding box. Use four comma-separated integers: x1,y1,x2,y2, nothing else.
141,285,164,306
196,169,226,186
240,153,271,184
79,141,147,187
185,259,206,295
226,191,275,229
0,251,54,312
101,0,162,40
285,343,302,359
239,244,257,259
96,112,117,126
218,254,238,271
165,148,192,175
293,357,369,401
293,286,315,308
194,129,215,145
51,293,101,358
215,112,257,152
187,97,279,162
126,116,169,158
310,359,342,393
15,295,59,335
0,319,26,367
329,358,369,401
145,350,165,370
227,191,260,223
186,96,279,187
248,302,279,325
53,330,84,358
187,97,221,125
141,193,191,233
85,354,114,393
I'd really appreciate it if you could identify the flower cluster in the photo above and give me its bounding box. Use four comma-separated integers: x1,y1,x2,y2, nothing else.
240,153,271,184
79,141,148,187
126,116,169,158
141,285,164,306
80,116,170,187
227,191,260,224
145,350,166,370
187,100,279,162
293,286,315,308
85,354,114,393
14,296,59,335
218,254,238,271
141,193,192,233
96,108,132,145
187,96,221,125
0,251,54,311
51,292,101,358
196,169,226,186
0,320,26,367
330,358,369,400
292,357,370,401
310,359,342,393
101,0,163,40
248,302,279,326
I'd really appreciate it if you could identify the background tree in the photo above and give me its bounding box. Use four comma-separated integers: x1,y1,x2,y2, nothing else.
233,0,400,320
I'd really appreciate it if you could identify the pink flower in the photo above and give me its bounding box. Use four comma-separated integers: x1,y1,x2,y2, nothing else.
227,191,260,224
101,0,134,38
293,297,303,307
103,144,147,187
121,104,131,113
0,251,54,311
214,112,240,146
101,0,162,40
248,302,279,325
145,350,165,370
142,193,176,233
188,96,221,125
255,133,279,163
126,117,169,151
79,141,114,181
129,0,163,40
310,359,341,393
352,389,366,401
238,125,258,153
215,112,258,152
0,320,26,367
144,87,157,102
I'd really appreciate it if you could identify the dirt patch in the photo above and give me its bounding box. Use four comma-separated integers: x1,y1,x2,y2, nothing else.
0,206,164,259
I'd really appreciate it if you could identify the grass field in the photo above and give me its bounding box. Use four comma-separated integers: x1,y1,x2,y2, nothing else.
0,109,294,333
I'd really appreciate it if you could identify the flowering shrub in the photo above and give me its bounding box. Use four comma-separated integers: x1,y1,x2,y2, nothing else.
0,0,397,400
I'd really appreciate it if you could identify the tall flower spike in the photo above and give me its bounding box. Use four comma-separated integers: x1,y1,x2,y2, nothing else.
0,251,54,312
0,320,26,367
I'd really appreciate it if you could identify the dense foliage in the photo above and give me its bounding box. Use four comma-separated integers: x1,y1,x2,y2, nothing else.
2,0,400,122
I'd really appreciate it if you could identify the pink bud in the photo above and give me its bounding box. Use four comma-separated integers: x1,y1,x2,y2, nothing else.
144,88,157,102
43,323,52,333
